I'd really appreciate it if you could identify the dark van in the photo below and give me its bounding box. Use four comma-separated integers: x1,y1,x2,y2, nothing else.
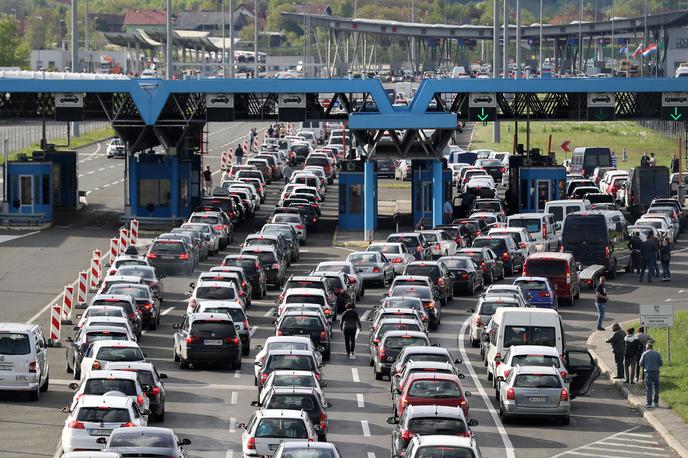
522,252,580,305
571,147,613,177
561,211,631,278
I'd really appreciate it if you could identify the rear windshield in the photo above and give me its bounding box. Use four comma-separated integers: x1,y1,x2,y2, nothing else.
383,298,423,309
503,325,556,347
286,295,325,306
96,347,144,361
281,316,323,329
508,218,541,233
91,300,134,314
378,322,420,335
305,157,330,167
514,280,548,291
84,378,136,396
408,380,461,397
86,309,124,319
404,265,441,281
387,236,421,248
255,418,308,438
274,214,302,224
108,286,149,299
472,239,506,253
273,373,316,388
267,355,315,371
117,268,155,280
0,333,30,355
385,336,427,349
513,374,561,388
390,286,432,299
244,251,277,265
369,244,402,254
192,321,237,338
109,432,173,447
85,331,129,343
224,258,258,272
562,216,608,243
479,301,519,315
77,408,130,423
409,417,467,435
440,258,472,269
348,253,379,264
525,260,567,277
268,342,309,352
195,286,237,300
267,394,319,413
202,308,245,322
416,447,475,458
583,150,612,167
150,241,184,254
511,354,561,368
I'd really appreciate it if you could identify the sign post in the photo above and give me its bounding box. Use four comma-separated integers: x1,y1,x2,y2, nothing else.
640,304,674,363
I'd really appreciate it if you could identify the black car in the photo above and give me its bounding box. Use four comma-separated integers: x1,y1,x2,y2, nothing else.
107,284,161,331
253,387,332,441
377,159,396,178
476,159,505,182
438,255,484,295
107,362,168,422
457,247,504,284
275,311,331,361
403,261,454,305
222,255,268,298
240,247,286,289
471,235,524,276
173,313,242,370
147,240,195,275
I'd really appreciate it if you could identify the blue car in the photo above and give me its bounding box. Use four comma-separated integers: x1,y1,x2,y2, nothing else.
513,276,558,310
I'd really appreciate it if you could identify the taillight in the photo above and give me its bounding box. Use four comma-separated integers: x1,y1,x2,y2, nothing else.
319,411,328,429
494,353,501,366
378,347,386,359
503,369,511,378
400,429,413,441
506,387,515,400
560,370,569,379
538,291,551,297
416,246,422,253
391,257,403,263
179,253,190,260
214,225,224,231
502,252,510,262
481,261,487,272
150,387,161,396
120,421,136,427
128,312,138,319
260,372,268,383
542,223,548,239
241,281,247,288
226,336,241,345
136,395,144,406
560,388,569,401
461,272,469,279
499,167,506,173
186,336,199,344
295,225,305,230
247,437,256,450
28,361,37,373
475,316,484,327
143,303,154,310
272,263,281,269
566,263,572,285
147,253,158,259
68,420,85,429
372,267,381,273
243,319,249,329
319,331,327,340
605,245,610,258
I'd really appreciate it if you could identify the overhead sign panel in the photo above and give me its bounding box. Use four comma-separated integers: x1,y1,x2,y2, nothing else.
468,93,497,123
279,93,307,122
206,93,235,122
54,92,84,122
661,92,688,121
587,93,615,107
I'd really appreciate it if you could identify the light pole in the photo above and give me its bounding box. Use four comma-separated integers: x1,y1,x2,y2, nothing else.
539,0,543,72
166,0,173,79
84,0,88,51
221,0,226,77
254,0,258,77
578,0,583,74
71,0,78,71
503,0,507,79
642,0,647,77
493,0,500,143
515,0,521,79
229,0,234,77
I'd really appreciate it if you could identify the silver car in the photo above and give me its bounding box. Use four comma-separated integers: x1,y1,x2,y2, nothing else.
346,251,395,287
367,242,416,275
314,261,365,299
497,365,570,425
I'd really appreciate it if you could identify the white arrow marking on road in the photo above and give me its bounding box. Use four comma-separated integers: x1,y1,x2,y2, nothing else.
351,368,360,383
361,420,371,437
161,307,174,316
234,371,241,378
357,393,365,408
263,307,275,317
367,453,376,458
231,391,238,405
250,326,259,337
458,317,515,458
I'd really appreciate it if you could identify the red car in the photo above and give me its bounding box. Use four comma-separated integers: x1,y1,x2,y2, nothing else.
394,372,469,420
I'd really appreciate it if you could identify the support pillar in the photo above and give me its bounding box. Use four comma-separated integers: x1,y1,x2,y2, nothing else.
170,156,180,219
432,160,443,228
364,159,375,241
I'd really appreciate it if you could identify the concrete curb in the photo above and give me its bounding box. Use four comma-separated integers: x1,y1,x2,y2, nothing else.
331,226,371,248
586,328,688,458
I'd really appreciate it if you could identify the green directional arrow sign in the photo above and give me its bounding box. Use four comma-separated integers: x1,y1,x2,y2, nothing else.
661,106,688,121
595,109,606,121
477,108,488,122
587,106,614,121
469,106,496,123
671,107,683,121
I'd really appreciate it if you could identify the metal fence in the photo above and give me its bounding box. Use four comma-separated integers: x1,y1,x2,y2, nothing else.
0,121,112,156
638,120,685,142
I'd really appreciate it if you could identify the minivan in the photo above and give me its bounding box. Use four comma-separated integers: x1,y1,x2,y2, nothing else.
522,252,580,304
571,147,613,177
544,199,591,229
506,213,559,252
561,211,632,278
484,308,565,383
0,323,50,401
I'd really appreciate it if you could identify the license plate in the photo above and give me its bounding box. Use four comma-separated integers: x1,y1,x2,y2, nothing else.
89,429,111,436
204,339,223,345
527,396,548,403
15,375,27,382
161,255,175,260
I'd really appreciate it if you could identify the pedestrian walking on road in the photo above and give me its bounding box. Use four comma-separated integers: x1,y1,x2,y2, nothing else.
629,231,642,274
660,237,672,281
624,327,641,384
340,304,361,359
234,143,244,165
636,327,655,380
203,166,213,196
221,168,231,183
606,323,626,379
248,128,256,152
640,343,663,407
671,154,680,173
283,163,293,184
639,233,659,282
594,276,608,331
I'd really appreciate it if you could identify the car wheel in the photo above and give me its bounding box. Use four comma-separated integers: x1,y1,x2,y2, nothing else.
560,415,570,425
369,356,374,367
40,374,49,392
232,359,242,370
28,386,39,402
66,358,73,373
471,338,479,348
323,348,331,361
156,408,165,423
242,344,250,356
375,371,383,381
499,405,509,423
179,356,190,369
608,259,618,279
486,366,493,381
173,348,180,362
74,366,81,380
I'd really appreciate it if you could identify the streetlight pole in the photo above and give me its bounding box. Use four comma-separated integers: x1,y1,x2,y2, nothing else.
503,0,508,79
578,0,583,74
493,0,500,143
539,0,543,72
166,0,173,79
229,0,234,77
515,0,521,78
221,0,226,77
84,0,88,52
254,0,258,77
71,0,78,71
642,0,647,77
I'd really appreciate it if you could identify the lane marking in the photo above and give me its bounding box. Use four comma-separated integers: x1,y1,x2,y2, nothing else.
551,426,641,458
458,317,515,458
597,442,666,451
226,450,234,458
351,368,360,383
234,371,241,378
228,418,237,434
231,391,238,405
0,231,40,245
367,453,376,458
361,420,371,437
161,307,174,315
357,393,365,408
250,326,259,337
263,307,275,317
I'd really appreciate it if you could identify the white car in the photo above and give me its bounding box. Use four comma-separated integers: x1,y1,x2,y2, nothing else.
404,435,482,458
68,370,149,413
636,217,673,242
253,336,323,383
75,306,128,329
258,370,326,405
80,340,145,379
367,242,416,274
271,213,307,242
465,176,496,195
419,230,458,258
466,296,523,347
106,138,126,158
61,393,148,453
640,214,677,242
239,409,319,457
187,280,241,313
494,345,568,399
81,316,137,341
0,323,50,401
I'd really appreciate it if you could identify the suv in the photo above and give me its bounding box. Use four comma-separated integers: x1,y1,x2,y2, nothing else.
222,255,268,299
523,252,581,305
373,330,430,381
172,313,242,370
0,323,50,401
403,261,455,305
386,233,432,261
253,387,332,440
275,311,331,360
146,240,195,275
472,235,524,276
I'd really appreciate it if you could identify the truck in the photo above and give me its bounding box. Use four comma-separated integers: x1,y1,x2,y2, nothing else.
623,166,670,217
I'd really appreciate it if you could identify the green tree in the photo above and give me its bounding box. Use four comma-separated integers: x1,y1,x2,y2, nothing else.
0,14,29,67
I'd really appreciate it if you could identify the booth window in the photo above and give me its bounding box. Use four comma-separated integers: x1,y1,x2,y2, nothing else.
139,179,171,207
42,175,50,204
20,176,33,205
339,184,346,213
349,184,362,213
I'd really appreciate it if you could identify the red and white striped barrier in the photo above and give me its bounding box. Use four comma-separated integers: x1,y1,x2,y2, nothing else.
77,271,88,304
220,150,229,170
129,220,139,246
253,137,259,151
62,285,74,323
242,139,248,154
89,251,101,290
119,228,129,254
109,238,119,264
49,304,62,344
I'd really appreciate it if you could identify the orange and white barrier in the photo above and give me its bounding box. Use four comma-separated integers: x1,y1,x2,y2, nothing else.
129,220,139,246
242,139,248,154
109,237,119,264
253,137,259,152
221,150,230,170
89,251,102,290
50,304,62,343
62,285,74,323
77,271,88,304
119,228,129,254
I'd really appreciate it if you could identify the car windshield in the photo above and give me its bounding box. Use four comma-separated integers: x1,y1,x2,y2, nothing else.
77,407,130,423
508,218,541,233
408,380,461,397
84,378,136,396
525,260,567,277
0,333,30,355
109,431,173,447
479,301,519,315
440,258,471,269
385,336,427,349
390,286,432,299
273,373,316,388
513,374,561,388
96,346,144,361
409,417,467,435
286,295,325,306
281,316,323,329
416,446,476,458
196,286,236,300
511,354,561,368
255,418,308,438
268,355,315,371
267,394,319,413
348,253,379,264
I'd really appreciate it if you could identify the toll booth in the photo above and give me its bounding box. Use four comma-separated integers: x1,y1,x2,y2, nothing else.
4,161,53,221
31,149,79,208
517,166,567,213
338,160,377,230
127,151,202,221
411,160,452,226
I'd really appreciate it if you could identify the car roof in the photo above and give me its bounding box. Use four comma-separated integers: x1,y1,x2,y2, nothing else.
526,252,574,261
405,361,454,370
256,409,309,420
507,345,560,355
279,441,336,450
265,336,313,345
403,346,450,355
78,393,133,409
0,323,41,333
91,340,140,349
405,404,466,418
512,365,560,375
83,370,139,381
268,387,318,395
394,275,431,282
103,275,143,283
382,330,428,340
106,361,156,371
285,288,326,295
479,296,521,304
406,372,461,382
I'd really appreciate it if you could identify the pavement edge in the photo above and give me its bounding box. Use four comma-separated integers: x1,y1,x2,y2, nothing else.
586,328,688,458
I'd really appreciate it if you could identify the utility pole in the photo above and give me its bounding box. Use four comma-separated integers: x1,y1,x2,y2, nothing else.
254,0,259,77
229,0,235,77
503,0,508,78
221,0,226,77
578,0,583,74
166,0,173,79
411,0,416,75
84,0,88,51
71,0,78,71
539,0,543,72
493,0,501,143
642,0,648,77
515,0,521,78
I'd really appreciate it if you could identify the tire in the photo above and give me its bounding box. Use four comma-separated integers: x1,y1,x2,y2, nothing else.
232,359,242,370
499,405,509,423
179,356,190,369
607,259,618,279
156,408,165,423
40,374,49,392
487,367,493,381
471,338,479,348
66,358,73,374
574,288,580,300
369,357,374,367
323,348,331,361
173,349,180,362
375,371,384,381
28,386,39,402
74,366,81,381
560,415,570,425
242,345,250,356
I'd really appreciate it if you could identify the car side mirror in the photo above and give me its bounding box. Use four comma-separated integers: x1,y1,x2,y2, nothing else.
468,419,479,427
255,345,263,351
65,337,73,343
173,324,181,330
237,422,246,429
73,326,80,331
466,308,474,313
179,438,192,446
564,377,572,384
464,391,472,397
454,358,463,365
68,382,79,390
251,401,260,407
159,373,168,379
386,416,398,424
96,437,108,445
61,406,71,413
75,314,82,319
497,376,505,382
189,282,196,288
457,373,466,379
324,402,333,408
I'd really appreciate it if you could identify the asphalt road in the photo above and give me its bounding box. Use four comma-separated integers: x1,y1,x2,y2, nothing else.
0,121,683,458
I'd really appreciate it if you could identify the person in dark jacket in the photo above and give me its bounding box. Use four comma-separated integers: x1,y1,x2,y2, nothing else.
628,232,643,274
606,323,626,378
671,154,680,173
639,233,659,282
624,327,642,384
660,237,672,281
415,217,426,231
340,304,361,359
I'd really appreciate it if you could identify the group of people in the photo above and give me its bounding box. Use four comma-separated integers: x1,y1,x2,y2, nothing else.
629,231,672,282
606,324,662,408
640,152,657,167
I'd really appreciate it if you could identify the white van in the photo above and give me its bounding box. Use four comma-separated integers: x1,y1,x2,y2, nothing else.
0,323,50,401
506,213,559,252
544,199,592,231
484,308,565,383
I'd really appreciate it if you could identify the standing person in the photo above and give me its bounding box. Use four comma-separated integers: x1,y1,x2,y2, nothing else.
639,233,659,282
605,323,626,379
267,124,275,138
415,217,426,231
234,143,244,165
641,152,650,167
283,163,293,184
629,231,643,274
649,153,656,167
660,236,672,281
623,327,641,384
639,343,663,407
652,233,661,277
248,128,256,152
203,166,213,196
443,199,453,224
594,276,608,331
671,154,680,173
636,327,655,380
221,168,231,183
340,304,361,359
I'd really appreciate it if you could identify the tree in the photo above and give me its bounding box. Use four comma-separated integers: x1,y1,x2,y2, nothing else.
0,14,29,67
